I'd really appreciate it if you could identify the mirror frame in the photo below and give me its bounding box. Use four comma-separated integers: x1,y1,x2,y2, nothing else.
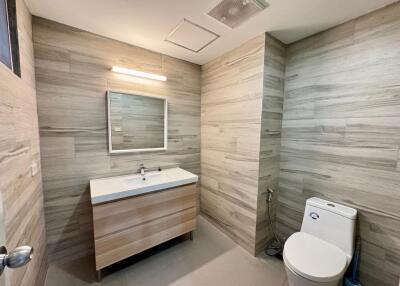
107,90,168,154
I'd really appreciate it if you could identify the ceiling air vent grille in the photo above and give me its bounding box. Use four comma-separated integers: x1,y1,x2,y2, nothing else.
208,0,269,28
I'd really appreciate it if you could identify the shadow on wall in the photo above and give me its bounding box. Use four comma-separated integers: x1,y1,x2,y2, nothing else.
45,183,94,264
268,23,332,44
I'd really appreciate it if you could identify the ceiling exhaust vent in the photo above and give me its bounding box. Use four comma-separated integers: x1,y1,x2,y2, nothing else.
208,0,269,28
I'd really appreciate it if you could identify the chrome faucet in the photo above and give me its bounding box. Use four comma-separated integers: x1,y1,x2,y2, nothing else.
138,164,148,177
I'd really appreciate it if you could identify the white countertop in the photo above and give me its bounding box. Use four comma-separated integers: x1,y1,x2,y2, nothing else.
90,167,198,205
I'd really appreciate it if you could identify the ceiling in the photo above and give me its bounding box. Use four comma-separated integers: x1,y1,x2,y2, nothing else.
26,0,398,65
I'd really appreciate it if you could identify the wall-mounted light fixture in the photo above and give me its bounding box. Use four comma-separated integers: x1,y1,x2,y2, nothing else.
111,66,167,81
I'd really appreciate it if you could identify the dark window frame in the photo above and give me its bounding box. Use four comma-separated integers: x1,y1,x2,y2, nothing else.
0,0,20,77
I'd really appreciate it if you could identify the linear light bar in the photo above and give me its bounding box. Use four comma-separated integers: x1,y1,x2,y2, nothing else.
111,66,167,81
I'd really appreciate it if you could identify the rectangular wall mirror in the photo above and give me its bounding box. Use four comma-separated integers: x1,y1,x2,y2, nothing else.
107,91,167,153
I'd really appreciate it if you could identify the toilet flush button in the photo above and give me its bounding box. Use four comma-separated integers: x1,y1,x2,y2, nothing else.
310,212,319,220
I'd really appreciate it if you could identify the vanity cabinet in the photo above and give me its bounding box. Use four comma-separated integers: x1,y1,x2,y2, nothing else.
91,183,198,274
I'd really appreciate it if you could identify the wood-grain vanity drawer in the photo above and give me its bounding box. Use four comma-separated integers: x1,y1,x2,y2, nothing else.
93,184,197,238
92,183,198,270
95,207,196,269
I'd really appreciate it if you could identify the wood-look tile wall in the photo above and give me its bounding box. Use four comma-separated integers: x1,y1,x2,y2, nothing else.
201,34,286,255
32,17,201,262
255,35,286,253
201,35,265,254
0,1,48,285
277,3,400,286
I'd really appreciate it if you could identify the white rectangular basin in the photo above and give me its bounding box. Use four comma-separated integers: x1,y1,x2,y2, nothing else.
123,172,162,188
90,167,198,205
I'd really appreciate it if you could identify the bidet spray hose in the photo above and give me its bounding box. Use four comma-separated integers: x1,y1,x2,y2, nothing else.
266,187,281,246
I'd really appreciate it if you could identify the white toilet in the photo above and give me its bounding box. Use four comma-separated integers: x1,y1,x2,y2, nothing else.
283,197,357,286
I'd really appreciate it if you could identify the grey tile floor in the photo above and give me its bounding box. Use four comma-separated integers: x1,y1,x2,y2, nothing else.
45,215,288,286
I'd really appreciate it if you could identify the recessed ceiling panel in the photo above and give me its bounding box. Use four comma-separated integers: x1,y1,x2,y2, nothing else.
208,0,269,28
165,19,219,53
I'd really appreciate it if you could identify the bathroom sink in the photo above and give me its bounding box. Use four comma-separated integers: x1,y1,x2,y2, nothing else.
90,167,198,205
123,172,163,188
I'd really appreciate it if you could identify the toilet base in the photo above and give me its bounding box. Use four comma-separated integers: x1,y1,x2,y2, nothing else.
285,264,342,286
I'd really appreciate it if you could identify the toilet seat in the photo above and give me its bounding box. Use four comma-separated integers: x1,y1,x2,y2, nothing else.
283,232,348,283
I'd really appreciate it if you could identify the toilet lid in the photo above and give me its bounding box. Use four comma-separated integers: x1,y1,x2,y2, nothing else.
283,232,348,283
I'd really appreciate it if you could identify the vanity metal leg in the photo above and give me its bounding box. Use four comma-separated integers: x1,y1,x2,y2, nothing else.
96,269,102,283
189,231,193,241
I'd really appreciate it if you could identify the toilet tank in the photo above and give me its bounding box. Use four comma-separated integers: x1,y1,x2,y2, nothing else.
301,197,357,259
